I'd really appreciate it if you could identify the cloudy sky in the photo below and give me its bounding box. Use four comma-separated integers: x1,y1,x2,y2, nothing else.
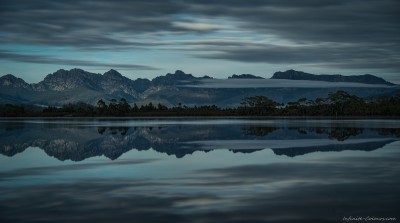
0,0,399,83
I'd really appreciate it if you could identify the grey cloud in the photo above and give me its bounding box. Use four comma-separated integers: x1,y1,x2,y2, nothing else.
0,0,198,47
0,50,159,70
198,42,400,72
186,0,399,43
185,0,351,8
0,0,399,72
187,0,400,72
2,0,398,46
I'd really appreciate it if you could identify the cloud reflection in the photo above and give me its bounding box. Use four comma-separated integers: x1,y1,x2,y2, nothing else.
0,151,399,223
0,158,157,180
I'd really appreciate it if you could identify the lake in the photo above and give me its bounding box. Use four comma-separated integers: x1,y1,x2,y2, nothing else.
1,118,399,223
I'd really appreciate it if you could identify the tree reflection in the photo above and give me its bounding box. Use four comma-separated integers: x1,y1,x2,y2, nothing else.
327,127,363,141
288,127,363,141
377,128,400,137
241,126,277,136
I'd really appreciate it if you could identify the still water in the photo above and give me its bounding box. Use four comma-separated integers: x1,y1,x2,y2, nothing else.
0,118,399,223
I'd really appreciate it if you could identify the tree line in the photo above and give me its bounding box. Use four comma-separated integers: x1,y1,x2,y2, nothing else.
1,90,399,117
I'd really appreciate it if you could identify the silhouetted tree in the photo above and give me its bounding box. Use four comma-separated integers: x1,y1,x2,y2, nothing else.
131,103,139,112
118,98,131,115
97,99,107,115
240,96,279,115
108,99,118,114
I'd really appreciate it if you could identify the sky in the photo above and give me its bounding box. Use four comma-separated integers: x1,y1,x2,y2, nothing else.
0,0,399,84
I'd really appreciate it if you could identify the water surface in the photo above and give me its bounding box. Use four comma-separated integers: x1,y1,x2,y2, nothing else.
1,118,399,222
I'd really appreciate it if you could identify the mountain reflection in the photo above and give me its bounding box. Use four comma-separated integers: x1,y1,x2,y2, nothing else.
0,120,399,161
98,126,129,135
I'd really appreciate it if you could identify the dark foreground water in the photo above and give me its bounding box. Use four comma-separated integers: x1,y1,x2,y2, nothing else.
0,118,399,223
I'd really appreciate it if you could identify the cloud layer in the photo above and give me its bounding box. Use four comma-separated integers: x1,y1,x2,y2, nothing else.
0,0,399,76
0,50,159,70
184,78,397,89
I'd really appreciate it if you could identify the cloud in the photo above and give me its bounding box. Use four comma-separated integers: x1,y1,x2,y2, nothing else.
0,0,399,72
0,50,159,70
2,0,398,46
196,42,400,72
172,22,222,32
0,0,236,52
0,0,190,47
185,0,400,43
183,78,397,88
185,0,400,72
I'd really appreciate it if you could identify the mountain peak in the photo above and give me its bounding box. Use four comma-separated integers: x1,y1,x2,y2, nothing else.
70,68,85,73
53,68,86,75
174,70,186,75
55,69,66,73
1,74,17,80
39,68,102,91
272,70,312,79
169,70,193,77
229,74,264,79
50,68,91,77
152,70,195,86
103,69,123,78
0,74,30,88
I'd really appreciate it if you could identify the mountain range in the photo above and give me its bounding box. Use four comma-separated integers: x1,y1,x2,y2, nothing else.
1,68,398,107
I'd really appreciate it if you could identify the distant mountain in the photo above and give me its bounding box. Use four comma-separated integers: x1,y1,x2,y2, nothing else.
0,74,31,89
33,68,102,91
152,70,198,86
272,69,395,86
0,74,34,104
228,74,264,79
0,68,398,106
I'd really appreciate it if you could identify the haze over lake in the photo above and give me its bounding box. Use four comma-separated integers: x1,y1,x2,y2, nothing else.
1,118,399,222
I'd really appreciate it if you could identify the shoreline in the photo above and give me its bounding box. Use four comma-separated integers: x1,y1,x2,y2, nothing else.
1,116,399,120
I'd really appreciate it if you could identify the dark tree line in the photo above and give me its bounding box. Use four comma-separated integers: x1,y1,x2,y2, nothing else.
1,90,399,117
279,90,400,117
